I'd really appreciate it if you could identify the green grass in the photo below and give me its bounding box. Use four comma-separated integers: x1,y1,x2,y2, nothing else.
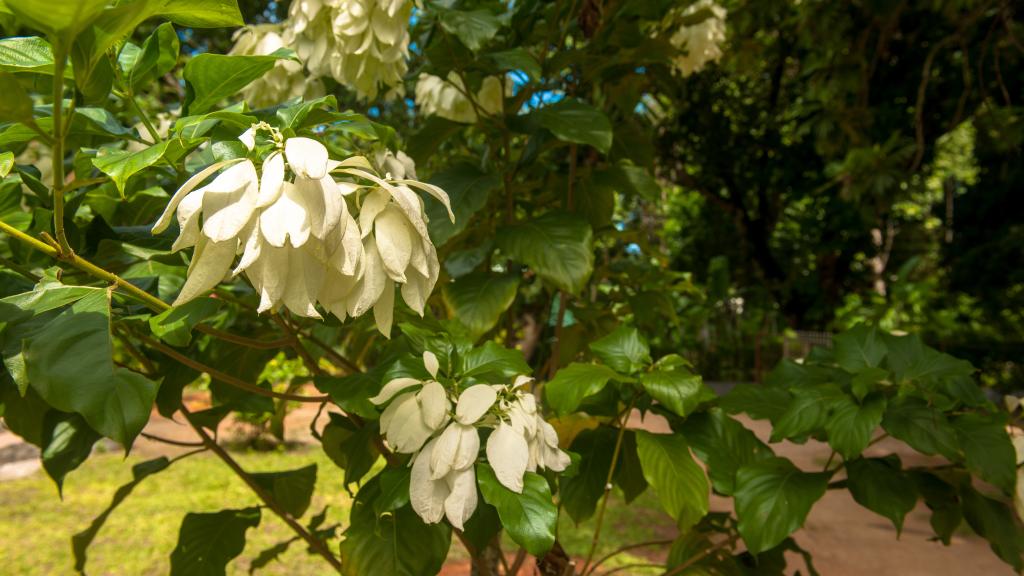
0,445,675,575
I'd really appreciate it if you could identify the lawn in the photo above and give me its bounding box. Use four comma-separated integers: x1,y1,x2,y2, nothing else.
0,444,674,575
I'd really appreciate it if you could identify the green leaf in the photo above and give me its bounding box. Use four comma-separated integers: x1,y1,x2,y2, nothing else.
560,426,616,523
881,396,959,460
0,150,12,177
589,326,650,374
679,408,775,496
845,456,918,533
6,0,107,36
635,430,709,532
73,456,172,573
156,0,244,28
341,480,451,576
22,290,160,447
534,99,613,153
442,272,518,337
170,507,261,576
321,414,379,486
251,465,317,518
425,161,501,246
41,411,100,495
641,369,714,418
459,341,531,381
373,466,411,517
960,482,1024,571
92,141,172,196
720,383,792,422
912,471,961,545
184,50,296,115
824,393,886,459
597,164,661,200
883,333,975,384
149,298,220,347
314,373,379,420
614,430,648,503
477,464,557,556
0,36,70,76
129,21,179,91
734,457,829,555
833,325,887,372
487,48,541,81
497,211,594,294
770,384,845,442
435,7,502,51
545,362,620,416
0,72,34,124
953,413,1017,493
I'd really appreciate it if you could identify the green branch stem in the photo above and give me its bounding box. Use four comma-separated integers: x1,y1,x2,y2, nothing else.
179,404,344,573
580,397,637,575
49,43,72,255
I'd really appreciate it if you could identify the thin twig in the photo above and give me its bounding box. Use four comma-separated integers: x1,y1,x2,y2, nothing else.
507,547,528,575
135,332,330,403
600,563,662,576
661,534,740,576
580,397,637,575
584,539,675,576
194,324,293,350
140,432,204,447
179,404,343,572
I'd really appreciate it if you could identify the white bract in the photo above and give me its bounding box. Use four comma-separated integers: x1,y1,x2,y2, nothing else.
371,353,569,526
153,127,450,336
414,72,507,123
283,0,414,100
229,24,325,108
662,0,727,77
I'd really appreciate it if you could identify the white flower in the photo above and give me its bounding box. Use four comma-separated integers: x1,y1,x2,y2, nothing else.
372,354,453,454
485,381,570,492
326,154,454,335
663,0,727,77
229,24,325,109
154,128,449,334
282,0,414,100
415,72,507,123
152,158,259,305
411,437,478,529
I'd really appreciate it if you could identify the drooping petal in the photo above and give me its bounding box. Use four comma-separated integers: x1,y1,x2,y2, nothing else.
152,158,244,234
452,424,480,471
373,278,395,336
173,237,236,305
370,377,422,405
486,423,530,493
385,385,433,453
348,238,386,317
257,151,285,208
285,137,329,180
201,160,259,242
282,245,324,318
250,244,289,313
455,385,498,425
374,206,414,283
423,351,439,378
380,391,414,434
232,223,263,276
417,380,450,431
170,190,204,252
260,182,310,248
292,176,329,240
239,127,256,150
358,188,391,238
430,423,462,480
410,439,449,524
444,466,477,531
394,178,455,223
400,268,429,316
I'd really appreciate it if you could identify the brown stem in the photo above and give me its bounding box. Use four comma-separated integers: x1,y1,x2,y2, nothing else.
583,539,675,576
135,332,330,403
507,547,528,575
661,534,739,576
194,324,293,350
179,405,343,572
140,432,204,447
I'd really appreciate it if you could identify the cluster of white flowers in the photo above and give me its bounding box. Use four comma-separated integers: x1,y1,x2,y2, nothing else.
371,352,570,528
664,0,727,77
414,72,507,124
273,0,414,100
152,126,452,335
229,24,325,109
